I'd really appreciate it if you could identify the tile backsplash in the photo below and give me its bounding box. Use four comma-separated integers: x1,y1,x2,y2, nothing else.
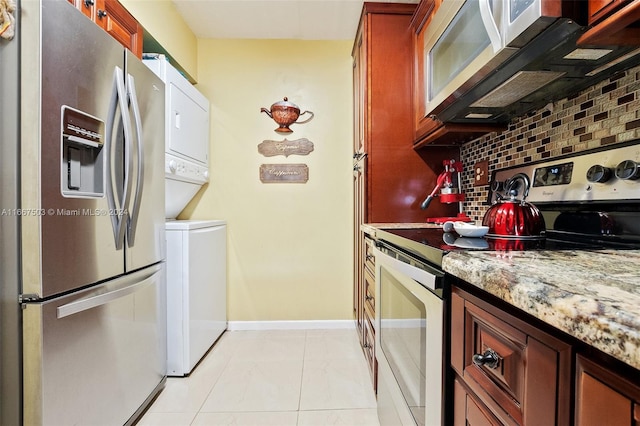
461,63,640,223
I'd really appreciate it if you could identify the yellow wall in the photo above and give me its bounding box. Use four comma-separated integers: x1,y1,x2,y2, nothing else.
181,39,354,321
119,0,198,79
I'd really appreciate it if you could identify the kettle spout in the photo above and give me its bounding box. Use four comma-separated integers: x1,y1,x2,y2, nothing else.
260,107,273,118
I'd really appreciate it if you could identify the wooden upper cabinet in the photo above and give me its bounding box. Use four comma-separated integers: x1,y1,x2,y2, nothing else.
68,0,143,58
579,0,640,45
351,2,459,223
588,0,630,24
95,0,143,58
409,0,504,147
410,0,441,144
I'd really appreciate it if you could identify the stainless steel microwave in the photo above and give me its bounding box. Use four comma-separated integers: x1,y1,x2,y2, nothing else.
423,0,581,120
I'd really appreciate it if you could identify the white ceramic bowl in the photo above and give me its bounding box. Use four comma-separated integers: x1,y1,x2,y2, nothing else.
453,221,489,238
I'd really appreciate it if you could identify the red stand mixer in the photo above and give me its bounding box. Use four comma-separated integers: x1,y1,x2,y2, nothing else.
420,159,471,224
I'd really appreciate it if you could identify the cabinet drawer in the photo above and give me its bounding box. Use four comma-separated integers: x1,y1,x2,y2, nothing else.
364,267,375,317
364,236,375,273
362,313,377,387
452,288,571,426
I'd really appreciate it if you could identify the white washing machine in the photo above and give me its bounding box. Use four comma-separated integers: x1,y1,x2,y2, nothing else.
165,220,227,376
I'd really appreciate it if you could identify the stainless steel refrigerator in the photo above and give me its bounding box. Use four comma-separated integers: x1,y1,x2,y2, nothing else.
0,1,167,424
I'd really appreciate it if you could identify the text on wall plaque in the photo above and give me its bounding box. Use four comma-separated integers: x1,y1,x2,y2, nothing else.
259,164,309,183
258,138,314,157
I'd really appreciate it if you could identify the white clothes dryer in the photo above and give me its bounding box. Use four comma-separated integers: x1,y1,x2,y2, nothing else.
165,220,227,376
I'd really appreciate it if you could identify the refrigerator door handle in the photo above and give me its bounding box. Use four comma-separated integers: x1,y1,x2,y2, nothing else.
126,73,144,247
56,264,162,319
105,67,129,249
118,67,134,246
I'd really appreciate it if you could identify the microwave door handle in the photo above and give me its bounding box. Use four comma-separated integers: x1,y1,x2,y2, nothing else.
479,0,502,52
125,73,144,247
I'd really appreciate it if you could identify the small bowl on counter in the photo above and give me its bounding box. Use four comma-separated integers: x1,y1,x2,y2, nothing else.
443,221,489,238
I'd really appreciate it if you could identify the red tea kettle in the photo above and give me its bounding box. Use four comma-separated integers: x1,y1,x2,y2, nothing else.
482,173,546,238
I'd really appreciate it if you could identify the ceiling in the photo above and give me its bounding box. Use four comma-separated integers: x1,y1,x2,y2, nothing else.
172,0,419,40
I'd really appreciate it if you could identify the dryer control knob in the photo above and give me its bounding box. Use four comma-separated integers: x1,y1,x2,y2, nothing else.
169,160,177,173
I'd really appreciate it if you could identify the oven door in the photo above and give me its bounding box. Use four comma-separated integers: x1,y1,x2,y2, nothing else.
424,0,515,118
374,246,445,426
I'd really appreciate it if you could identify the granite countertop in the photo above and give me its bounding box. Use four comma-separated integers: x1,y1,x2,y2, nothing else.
442,249,640,370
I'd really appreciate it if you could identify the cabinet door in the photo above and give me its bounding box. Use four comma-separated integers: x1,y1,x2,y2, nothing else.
588,0,629,24
95,0,143,58
352,28,365,156
411,0,440,144
353,161,366,339
451,287,572,426
576,355,640,426
454,378,503,426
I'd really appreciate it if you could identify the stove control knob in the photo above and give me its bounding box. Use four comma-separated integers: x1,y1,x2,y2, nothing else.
586,164,612,183
168,160,177,173
615,160,640,180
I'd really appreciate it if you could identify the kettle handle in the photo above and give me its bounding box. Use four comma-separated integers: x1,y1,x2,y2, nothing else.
295,110,314,124
506,173,531,200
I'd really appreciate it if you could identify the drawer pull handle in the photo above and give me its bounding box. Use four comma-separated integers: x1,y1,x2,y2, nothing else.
363,343,371,349
366,254,374,261
472,348,500,369
365,295,374,301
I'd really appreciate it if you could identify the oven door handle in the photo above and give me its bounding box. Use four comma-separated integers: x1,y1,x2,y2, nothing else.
374,247,442,293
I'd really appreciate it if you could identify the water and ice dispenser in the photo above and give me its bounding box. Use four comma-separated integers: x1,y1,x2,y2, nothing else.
61,106,105,197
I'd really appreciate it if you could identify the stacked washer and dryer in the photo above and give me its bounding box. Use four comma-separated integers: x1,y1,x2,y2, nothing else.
144,55,227,376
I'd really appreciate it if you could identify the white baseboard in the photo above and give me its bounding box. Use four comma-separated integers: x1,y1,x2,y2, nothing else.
227,320,356,331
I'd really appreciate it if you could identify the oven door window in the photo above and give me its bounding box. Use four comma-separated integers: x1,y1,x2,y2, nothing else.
380,267,427,426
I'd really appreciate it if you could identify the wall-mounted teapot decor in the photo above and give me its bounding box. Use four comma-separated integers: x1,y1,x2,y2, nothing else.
261,97,314,134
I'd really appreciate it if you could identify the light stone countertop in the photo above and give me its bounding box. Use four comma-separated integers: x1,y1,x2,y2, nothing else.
442,249,640,370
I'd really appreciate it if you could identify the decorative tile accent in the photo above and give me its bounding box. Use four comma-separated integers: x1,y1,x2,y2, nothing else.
461,64,640,223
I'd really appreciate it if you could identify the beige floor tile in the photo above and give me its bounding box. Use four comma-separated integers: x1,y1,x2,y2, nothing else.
299,358,377,410
192,411,298,426
304,329,362,360
135,411,197,426
140,329,381,424
148,343,230,413
297,408,380,426
232,335,306,362
145,377,213,414
199,359,304,412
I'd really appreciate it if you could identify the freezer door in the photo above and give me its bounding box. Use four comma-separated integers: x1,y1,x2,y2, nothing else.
22,263,166,426
23,0,127,298
124,50,166,271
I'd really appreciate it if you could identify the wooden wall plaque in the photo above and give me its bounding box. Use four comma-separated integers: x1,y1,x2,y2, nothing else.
258,138,314,157
260,164,309,183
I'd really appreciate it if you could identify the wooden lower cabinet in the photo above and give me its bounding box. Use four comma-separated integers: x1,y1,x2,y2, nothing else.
451,287,572,425
575,354,640,426
358,233,377,389
454,378,503,426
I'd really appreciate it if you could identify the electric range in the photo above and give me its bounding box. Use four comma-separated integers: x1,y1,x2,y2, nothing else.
375,140,640,268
